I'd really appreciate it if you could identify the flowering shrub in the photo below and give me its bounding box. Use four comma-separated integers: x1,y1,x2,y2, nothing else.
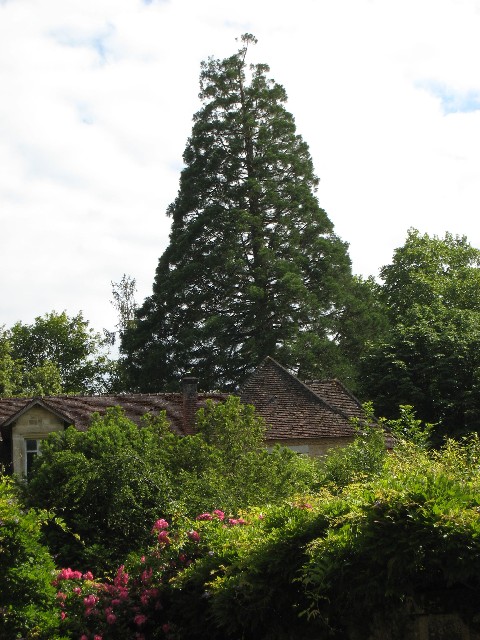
55,508,253,639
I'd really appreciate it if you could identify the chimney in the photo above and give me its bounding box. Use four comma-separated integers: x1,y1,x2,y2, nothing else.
182,375,198,435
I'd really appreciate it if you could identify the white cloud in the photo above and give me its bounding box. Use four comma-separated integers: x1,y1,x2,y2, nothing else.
1,0,480,338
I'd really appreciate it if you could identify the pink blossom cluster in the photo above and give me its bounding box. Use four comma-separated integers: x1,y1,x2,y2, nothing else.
56,512,258,638
152,518,169,532
187,529,200,542
196,509,225,521
54,558,168,640
195,510,249,526
53,567,83,584
227,517,247,526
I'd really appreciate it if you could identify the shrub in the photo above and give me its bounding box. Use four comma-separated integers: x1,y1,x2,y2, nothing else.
0,474,61,639
318,403,387,489
25,407,173,573
25,399,320,574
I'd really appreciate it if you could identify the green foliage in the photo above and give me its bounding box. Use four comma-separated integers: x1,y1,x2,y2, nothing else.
24,398,319,574
197,396,264,466
0,475,61,639
386,404,434,447
333,276,389,391
360,229,480,438
24,407,173,573
301,437,480,637
121,34,355,391
107,274,138,352
165,502,331,640
380,228,480,315
318,403,387,489
0,310,115,396
124,436,480,640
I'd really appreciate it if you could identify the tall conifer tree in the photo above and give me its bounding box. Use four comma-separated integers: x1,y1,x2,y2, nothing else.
122,35,354,390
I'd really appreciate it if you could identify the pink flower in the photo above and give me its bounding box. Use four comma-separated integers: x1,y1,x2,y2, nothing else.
57,567,83,581
94,636,103,640
60,611,67,620
73,587,82,595
80,635,89,640
152,518,169,532
56,591,67,601
299,502,312,509
83,571,94,580
114,565,129,587
83,594,98,608
213,509,225,520
106,613,117,625
187,529,200,542
117,587,129,600
141,568,153,584
140,555,146,563
196,512,213,520
134,613,147,626
162,623,170,633
157,530,171,544
258,513,265,520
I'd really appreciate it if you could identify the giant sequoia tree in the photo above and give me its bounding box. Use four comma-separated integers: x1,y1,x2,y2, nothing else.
122,35,354,390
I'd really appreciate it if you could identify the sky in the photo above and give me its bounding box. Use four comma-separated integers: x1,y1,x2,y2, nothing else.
1,0,480,338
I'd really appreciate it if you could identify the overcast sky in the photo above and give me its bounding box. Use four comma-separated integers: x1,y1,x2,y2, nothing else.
1,0,480,338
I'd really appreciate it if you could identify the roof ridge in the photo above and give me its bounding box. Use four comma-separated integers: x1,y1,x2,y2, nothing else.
307,378,366,412
254,357,357,421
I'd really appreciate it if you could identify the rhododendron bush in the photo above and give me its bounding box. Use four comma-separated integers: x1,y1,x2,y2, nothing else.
54,508,267,640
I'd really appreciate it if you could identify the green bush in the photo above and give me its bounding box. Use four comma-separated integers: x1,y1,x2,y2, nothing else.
136,436,480,639
25,398,320,575
25,407,173,573
318,403,387,489
0,475,61,639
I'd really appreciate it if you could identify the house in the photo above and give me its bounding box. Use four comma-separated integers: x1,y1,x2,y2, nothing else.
0,358,370,475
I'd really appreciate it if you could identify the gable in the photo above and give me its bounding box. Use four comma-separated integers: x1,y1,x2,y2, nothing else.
240,357,359,440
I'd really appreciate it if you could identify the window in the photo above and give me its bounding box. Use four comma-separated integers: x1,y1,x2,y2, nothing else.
24,439,43,476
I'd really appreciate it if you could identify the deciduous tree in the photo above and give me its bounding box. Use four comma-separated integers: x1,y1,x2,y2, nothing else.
360,230,480,438
0,311,114,396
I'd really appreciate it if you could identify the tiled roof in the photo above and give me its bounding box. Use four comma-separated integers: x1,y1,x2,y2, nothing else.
0,393,227,436
0,359,370,444
240,357,364,440
305,379,366,421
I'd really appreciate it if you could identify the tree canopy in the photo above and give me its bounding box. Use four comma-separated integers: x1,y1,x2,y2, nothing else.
360,229,480,438
121,34,355,391
0,311,114,396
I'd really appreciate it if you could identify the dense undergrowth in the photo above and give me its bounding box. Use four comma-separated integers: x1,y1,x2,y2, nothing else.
2,401,480,639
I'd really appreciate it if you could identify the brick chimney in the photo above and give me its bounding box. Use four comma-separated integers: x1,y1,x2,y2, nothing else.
182,375,198,435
